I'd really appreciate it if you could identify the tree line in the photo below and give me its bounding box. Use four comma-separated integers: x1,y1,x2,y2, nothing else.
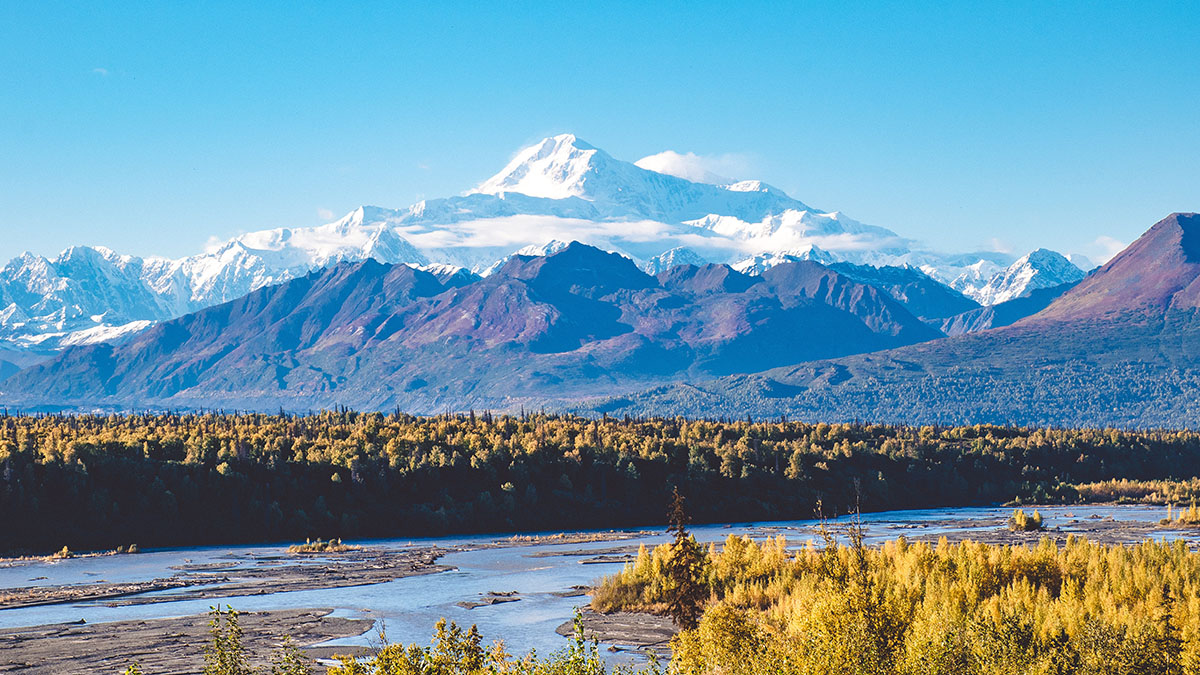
4,410,1200,554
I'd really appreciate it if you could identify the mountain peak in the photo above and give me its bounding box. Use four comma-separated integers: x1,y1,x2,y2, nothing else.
1024,248,1071,265
1032,213,1200,321
472,135,607,200
973,247,1083,305
331,205,399,229
731,245,838,275
495,241,655,295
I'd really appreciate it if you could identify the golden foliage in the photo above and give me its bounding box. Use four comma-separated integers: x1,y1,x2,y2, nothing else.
1008,509,1045,532
286,538,356,554
598,534,1200,673
1073,478,1200,505
1163,503,1200,528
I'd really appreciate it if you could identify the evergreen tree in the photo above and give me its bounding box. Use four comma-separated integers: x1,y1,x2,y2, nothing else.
664,487,707,630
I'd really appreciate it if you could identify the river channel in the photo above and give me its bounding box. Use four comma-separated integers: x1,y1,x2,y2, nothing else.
1,504,1193,659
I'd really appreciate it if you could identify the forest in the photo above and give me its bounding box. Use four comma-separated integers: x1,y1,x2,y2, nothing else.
592,528,1200,673
4,410,1200,554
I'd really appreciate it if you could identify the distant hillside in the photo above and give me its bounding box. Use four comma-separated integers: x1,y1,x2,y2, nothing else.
0,243,940,412
592,214,1200,428
939,281,1077,335
827,262,979,320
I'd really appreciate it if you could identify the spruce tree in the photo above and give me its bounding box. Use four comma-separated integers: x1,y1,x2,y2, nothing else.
665,487,707,630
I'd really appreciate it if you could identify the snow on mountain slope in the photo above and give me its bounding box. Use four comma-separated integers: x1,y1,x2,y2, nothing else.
972,248,1085,305
634,150,733,184
480,240,572,277
474,135,604,200
0,209,429,354
947,259,1004,300
732,245,838,275
0,134,1044,356
469,134,811,225
0,247,183,350
176,207,428,305
645,247,708,274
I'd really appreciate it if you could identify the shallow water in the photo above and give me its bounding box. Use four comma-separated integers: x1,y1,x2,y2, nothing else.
0,503,1192,657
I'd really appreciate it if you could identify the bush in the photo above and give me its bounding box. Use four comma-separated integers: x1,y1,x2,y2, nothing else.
597,534,1200,673
1161,502,1200,527
327,613,615,675
1008,508,1044,532
287,538,356,554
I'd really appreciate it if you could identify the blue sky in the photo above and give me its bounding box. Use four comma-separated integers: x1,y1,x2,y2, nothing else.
1,1,1197,264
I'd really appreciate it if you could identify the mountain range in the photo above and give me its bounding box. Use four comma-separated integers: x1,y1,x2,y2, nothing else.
2,208,1195,426
10,134,1175,426
0,135,1084,373
0,243,943,411
591,213,1200,428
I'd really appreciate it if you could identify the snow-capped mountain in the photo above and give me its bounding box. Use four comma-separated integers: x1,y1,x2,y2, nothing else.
731,246,838,275
0,209,430,354
1,133,1056,363
644,247,708,275
0,246,183,352
342,134,918,272
972,249,1086,305
480,240,571,277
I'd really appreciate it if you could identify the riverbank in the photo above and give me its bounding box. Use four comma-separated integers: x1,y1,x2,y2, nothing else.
1,505,1193,670
557,610,676,656
0,608,371,674
1,545,453,611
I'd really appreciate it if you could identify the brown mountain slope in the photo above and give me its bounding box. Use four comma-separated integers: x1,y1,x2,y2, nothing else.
0,243,941,412
1030,213,1200,321
594,214,1200,427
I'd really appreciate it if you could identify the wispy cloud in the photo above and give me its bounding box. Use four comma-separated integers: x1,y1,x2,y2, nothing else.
987,237,1012,254
1088,235,1127,263
92,67,109,77
390,212,908,269
316,207,335,221
634,150,752,185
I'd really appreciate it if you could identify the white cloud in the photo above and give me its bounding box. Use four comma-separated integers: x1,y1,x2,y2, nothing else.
987,237,1012,254
634,150,750,185
92,67,109,76
388,210,911,272
316,207,335,221
1088,235,1127,264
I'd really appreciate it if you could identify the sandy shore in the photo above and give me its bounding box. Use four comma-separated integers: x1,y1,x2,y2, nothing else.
899,514,1200,547
1,545,452,610
703,510,1200,549
0,607,372,674
0,531,653,671
1,515,1190,671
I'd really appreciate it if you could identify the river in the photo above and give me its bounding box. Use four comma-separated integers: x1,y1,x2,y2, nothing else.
0,503,1192,658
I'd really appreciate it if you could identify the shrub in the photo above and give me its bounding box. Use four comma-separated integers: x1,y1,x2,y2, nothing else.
287,538,356,554
1008,508,1044,532
597,534,1200,673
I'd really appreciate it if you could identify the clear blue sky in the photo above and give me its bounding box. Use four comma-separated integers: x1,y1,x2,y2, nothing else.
2,1,1197,264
